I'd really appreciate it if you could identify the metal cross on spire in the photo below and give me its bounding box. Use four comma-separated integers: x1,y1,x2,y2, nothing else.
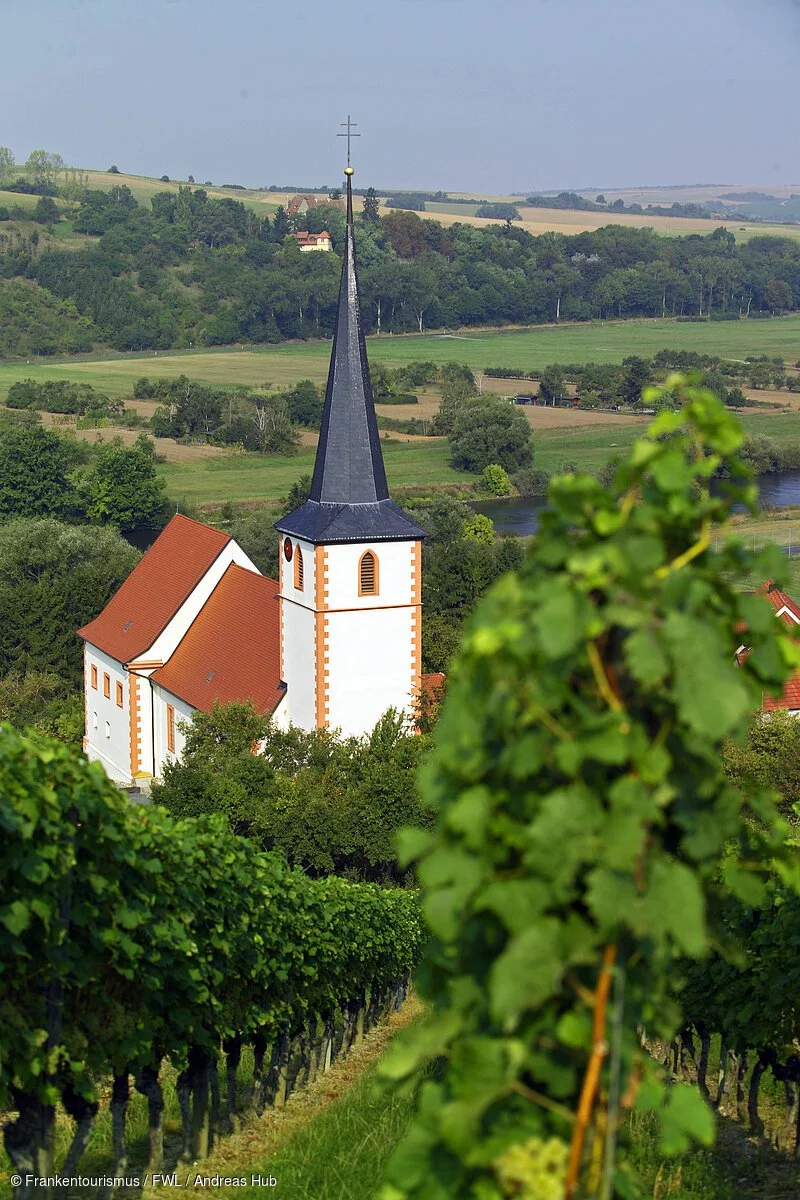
337,115,360,167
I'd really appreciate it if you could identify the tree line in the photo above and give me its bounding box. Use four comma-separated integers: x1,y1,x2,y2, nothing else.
2,179,800,356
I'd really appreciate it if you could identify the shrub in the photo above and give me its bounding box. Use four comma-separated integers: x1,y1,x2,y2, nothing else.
480,463,511,496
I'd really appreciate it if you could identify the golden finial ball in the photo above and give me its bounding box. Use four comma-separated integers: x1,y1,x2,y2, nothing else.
344,166,355,176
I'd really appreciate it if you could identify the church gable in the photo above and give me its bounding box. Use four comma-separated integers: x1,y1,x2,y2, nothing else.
150,564,283,714
77,514,231,663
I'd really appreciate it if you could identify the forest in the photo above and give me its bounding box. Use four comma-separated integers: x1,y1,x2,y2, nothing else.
1,181,800,356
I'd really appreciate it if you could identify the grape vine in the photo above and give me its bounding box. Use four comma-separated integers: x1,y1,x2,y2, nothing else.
378,382,800,1199
0,728,422,1196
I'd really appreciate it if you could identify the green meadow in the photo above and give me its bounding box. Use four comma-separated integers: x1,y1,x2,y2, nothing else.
3,317,800,507
154,409,800,507
1,315,800,403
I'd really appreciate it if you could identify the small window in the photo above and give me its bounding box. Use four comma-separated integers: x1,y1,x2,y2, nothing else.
104,721,111,740
294,546,304,591
359,550,378,596
103,673,111,699
92,711,98,731
167,704,175,753
116,681,124,708
90,665,98,689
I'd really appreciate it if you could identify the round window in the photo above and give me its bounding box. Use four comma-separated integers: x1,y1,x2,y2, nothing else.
283,537,293,561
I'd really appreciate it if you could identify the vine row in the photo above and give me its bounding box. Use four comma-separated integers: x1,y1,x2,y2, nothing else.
0,726,422,1196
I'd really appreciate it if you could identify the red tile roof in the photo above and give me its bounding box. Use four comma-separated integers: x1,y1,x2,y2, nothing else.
421,672,446,700
740,582,800,711
757,580,800,628
77,514,231,663
150,565,283,715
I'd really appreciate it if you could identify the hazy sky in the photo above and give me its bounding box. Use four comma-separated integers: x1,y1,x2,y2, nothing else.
2,0,798,193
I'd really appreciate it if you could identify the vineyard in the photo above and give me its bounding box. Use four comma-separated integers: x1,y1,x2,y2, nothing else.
0,729,421,1198
5,384,800,1198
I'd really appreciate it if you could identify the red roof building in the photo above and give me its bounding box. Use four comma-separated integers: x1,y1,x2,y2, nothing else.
78,514,280,785
738,581,800,713
151,565,283,715
77,514,231,663
80,167,429,788
292,229,333,252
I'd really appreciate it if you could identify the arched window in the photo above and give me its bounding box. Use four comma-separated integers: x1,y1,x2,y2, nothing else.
359,549,378,596
294,546,304,590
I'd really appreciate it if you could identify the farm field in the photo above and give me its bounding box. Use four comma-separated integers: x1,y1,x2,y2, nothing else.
159,437,469,505
2,316,800,402
154,406,800,506
424,202,800,242
9,168,800,241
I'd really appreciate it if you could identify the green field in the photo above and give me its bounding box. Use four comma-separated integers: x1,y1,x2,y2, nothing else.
161,438,469,505
4,318,800,507
2,316,799,403
156,409,800,506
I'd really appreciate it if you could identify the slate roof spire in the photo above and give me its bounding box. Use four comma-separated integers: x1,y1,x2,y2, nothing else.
309,169,388,505
276,167,426,545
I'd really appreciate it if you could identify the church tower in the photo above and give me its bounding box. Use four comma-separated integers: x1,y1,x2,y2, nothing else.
275,165,426,738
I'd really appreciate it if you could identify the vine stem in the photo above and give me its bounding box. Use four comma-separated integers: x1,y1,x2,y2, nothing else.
565,943,617,1200
655,521,711,578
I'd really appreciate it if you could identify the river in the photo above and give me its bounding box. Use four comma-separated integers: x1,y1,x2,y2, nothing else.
123,470,800,554
474,470,800,537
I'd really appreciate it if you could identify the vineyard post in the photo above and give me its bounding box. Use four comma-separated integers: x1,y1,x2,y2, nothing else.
188,1045,211,1160
748,1054,768,1138
60,1088,99,1176
208,1052,221,1147
251,1033,268,1114
175,1067,192,1159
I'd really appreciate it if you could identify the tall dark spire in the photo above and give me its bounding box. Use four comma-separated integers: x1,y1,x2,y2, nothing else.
309,170,388,505
276,166,425,546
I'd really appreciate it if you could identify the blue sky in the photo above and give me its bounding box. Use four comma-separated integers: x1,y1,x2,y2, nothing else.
1,0,798,192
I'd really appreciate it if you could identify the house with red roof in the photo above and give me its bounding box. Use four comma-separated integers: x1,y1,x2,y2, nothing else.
291,229,333,252
79,167,436,787
736,581,800,715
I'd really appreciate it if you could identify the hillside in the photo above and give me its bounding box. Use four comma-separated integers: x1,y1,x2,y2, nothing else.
2,164,800,360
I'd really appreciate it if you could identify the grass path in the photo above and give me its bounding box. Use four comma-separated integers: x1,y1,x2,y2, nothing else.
140,996,425,1200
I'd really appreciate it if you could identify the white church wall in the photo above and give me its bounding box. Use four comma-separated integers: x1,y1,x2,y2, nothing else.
281,536,317,601
279,537,318,732
325,541,414,610
83,644,131,784
142,540,259,666
151,684,194,777
282,601,317,730
325,606,415,737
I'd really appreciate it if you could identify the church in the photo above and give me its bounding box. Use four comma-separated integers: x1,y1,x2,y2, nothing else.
78,167,429,786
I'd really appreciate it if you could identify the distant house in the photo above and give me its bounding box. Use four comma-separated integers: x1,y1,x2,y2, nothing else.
286,194,320,217
737,581,800,715
286,194,345,217
292,229,333,252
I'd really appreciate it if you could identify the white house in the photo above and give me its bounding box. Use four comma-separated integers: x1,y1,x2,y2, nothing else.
79,166,431,785
292,229,333,252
